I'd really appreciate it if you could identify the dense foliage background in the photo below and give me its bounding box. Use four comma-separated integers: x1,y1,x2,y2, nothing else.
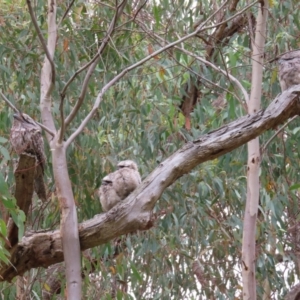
1,0,300,298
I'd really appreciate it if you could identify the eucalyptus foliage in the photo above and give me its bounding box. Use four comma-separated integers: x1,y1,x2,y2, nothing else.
1,0,300,298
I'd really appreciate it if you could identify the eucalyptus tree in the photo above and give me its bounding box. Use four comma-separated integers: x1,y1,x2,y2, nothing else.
0,0,300,299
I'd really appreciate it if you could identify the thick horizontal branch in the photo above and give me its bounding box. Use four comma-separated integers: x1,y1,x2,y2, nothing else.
1,86,300,282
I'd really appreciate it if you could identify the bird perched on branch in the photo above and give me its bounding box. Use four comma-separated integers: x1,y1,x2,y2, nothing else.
98,160,141,211
10,112,47,202
278,50,300,91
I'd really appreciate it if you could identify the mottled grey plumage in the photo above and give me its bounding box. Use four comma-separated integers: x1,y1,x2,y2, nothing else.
99,160,141,211
10,112,47,202
278,50,300,91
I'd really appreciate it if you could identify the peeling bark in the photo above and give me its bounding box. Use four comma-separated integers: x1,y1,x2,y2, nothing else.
7,155,36,248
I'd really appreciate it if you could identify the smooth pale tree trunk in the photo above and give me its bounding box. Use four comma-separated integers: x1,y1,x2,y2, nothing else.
39,0,82,298
242,1,268,299
51,140,82,298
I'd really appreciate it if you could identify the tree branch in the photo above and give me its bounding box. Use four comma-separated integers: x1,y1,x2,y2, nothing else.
0,91,18,112
61,0,128,133
39,0,57,141
2,86,300,282
58,0,75,27
261,115,298,154
26,0,56,91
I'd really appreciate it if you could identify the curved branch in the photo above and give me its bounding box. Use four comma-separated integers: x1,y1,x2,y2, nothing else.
177,47,249,106
0,91,18,112
2,86,300,282
26,0,56,90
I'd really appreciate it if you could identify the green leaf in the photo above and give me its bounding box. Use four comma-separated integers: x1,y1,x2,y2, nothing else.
0,146,10,161
0,219,7,236
153,5,160,25
0,173,9,198
0,249,10,264
290,183,300,191
0,137,8,143
1,197,16,209
0,64,10,75
130,263,143,283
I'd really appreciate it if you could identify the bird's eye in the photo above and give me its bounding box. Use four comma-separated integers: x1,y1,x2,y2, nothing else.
21,114,29,122
102,180,112,185
23,115,35,125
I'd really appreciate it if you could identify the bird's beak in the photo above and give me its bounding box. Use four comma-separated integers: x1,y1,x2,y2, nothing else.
102,177,112,185
13,111,28,123
13,112,22,121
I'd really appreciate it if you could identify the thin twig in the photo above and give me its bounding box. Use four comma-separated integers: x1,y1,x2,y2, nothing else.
96,0,148,31
0,91,18,112
62,0,127,131
197,0,230,30
35,122,56,137
26,0,56,89
60,54,100,100
127,0,148,23
260,115,298,155
58,0,75,27
0,91,55,137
